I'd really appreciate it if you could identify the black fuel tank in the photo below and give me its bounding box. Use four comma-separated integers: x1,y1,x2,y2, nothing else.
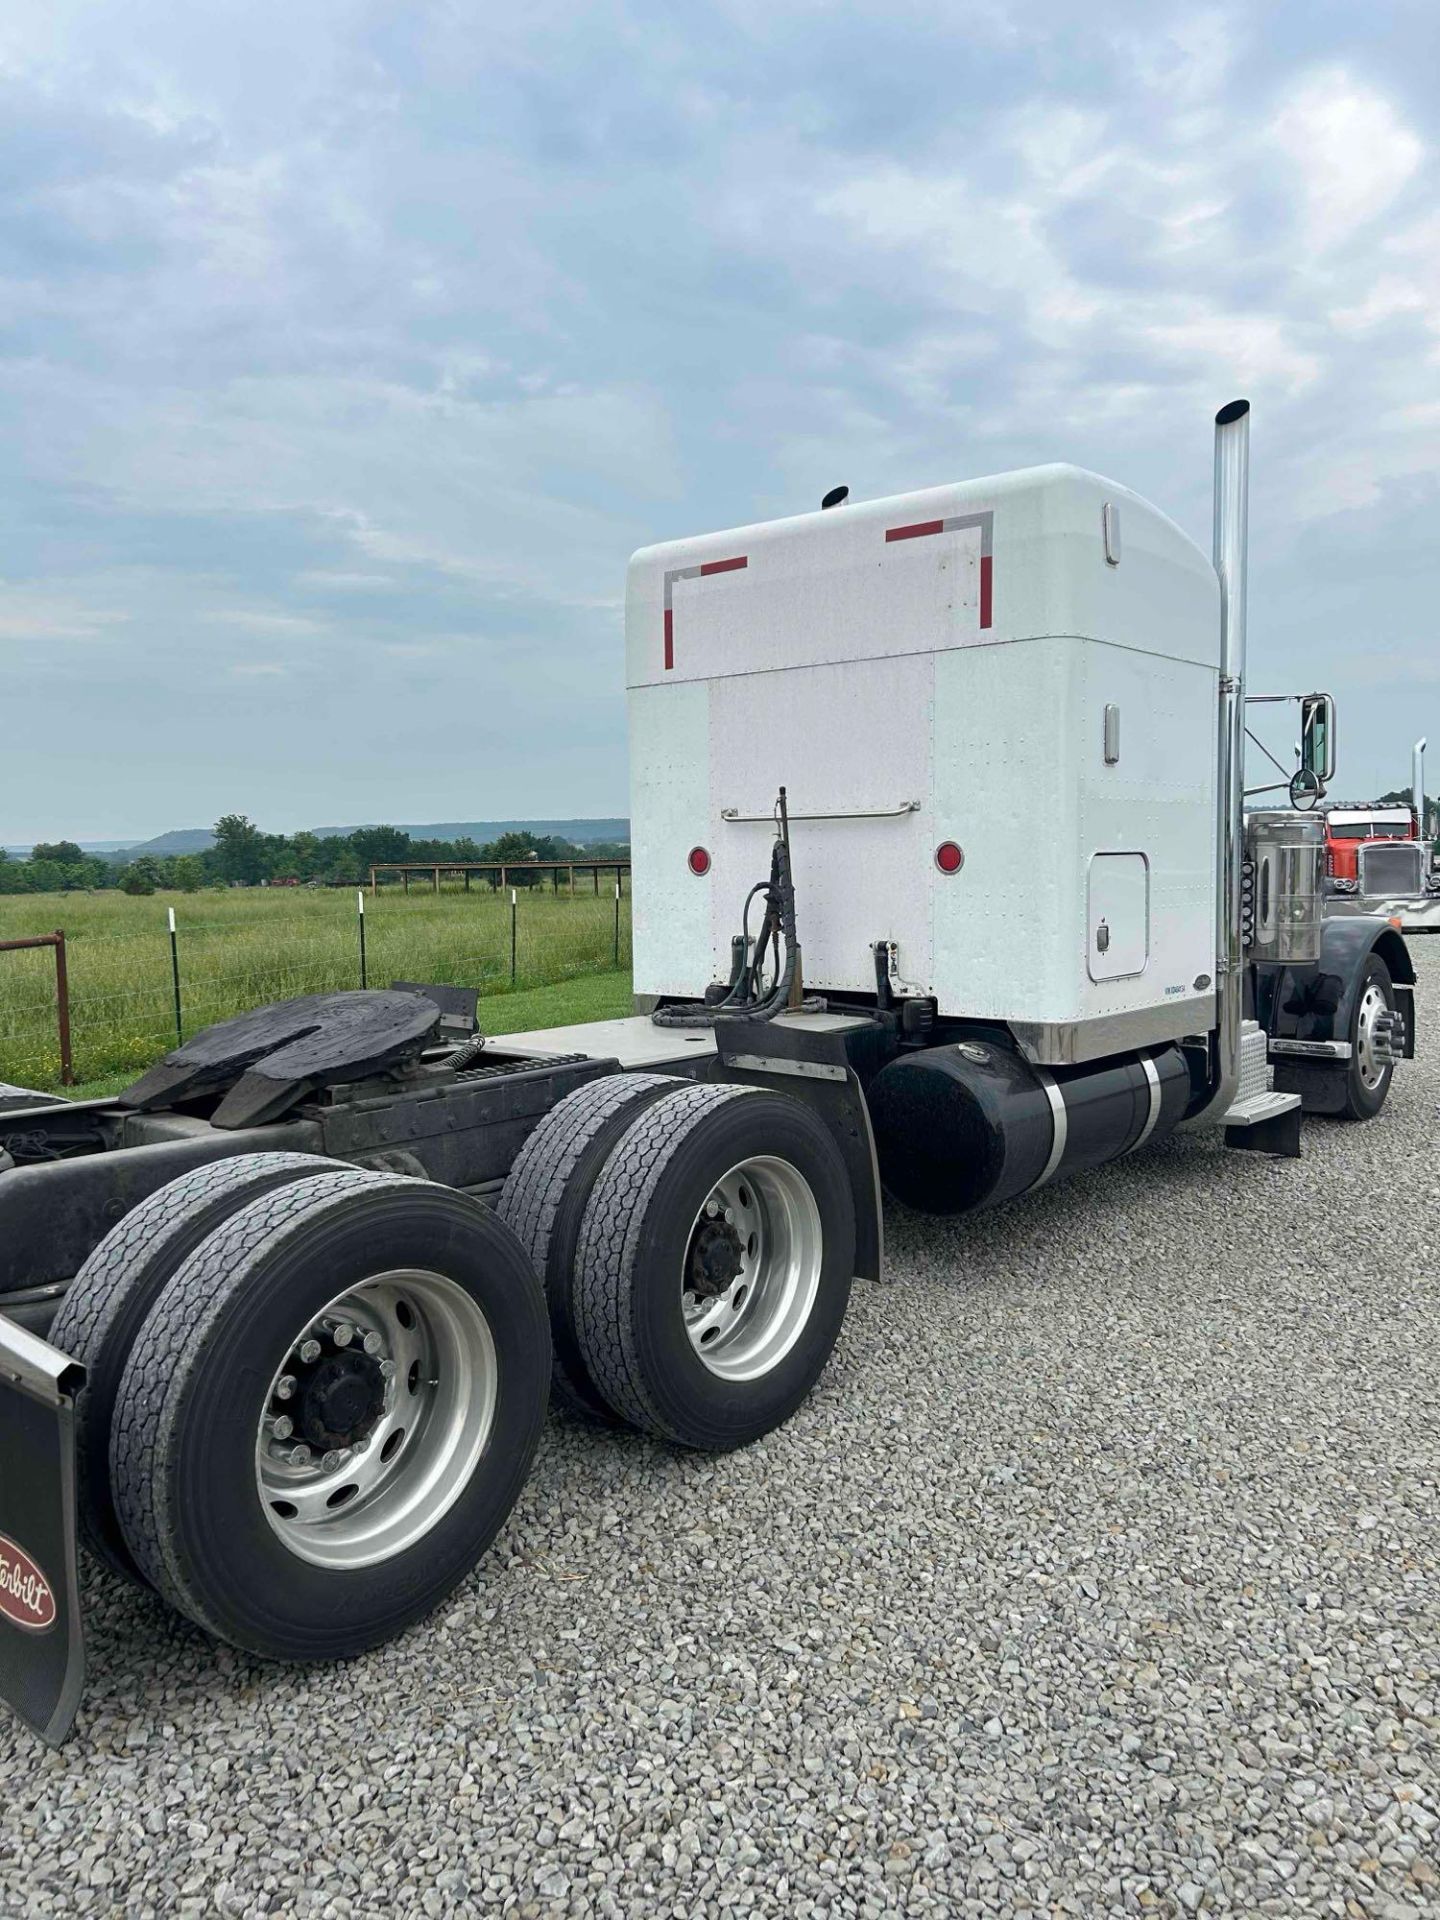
867,1040,1190,1215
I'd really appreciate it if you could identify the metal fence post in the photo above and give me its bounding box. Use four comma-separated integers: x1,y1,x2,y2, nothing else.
613,882,621,967
510,888,518,986
357,889,367,989
53,930,74,1086
167,907,183,1045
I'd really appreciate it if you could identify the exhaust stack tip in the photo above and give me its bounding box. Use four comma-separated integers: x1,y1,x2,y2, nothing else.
821,485,849,510
1215,398,1251,426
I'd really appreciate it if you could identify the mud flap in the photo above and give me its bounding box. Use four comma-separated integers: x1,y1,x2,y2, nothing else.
0,1316,85,1744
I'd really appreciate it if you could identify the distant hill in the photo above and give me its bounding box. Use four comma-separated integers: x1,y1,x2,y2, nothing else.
5,819,630,862
110,828,217,860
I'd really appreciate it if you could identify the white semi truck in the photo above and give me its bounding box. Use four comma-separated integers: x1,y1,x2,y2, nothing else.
0,402,1416,1743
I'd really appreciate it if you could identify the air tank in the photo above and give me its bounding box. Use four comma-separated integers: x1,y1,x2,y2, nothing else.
866,1040,1193,1216
1244,811,1325,965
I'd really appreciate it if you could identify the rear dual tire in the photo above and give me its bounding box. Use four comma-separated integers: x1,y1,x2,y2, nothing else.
498,1072,677,1420
107,1173,550,1660
53,1162,549,1661
571,1083,855,1450
50,1151,335,1582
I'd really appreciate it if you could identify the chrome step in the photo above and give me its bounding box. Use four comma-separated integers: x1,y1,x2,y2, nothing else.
1222,1087,1301,1128
1224,1018,1302,1127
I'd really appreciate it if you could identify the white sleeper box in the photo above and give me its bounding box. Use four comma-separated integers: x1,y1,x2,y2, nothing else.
626,464,1220,1064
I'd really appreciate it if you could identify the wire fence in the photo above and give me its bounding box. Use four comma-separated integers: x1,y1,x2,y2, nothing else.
0,885,632,1093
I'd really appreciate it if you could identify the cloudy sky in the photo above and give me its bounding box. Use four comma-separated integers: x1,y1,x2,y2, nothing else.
3,0,1437,842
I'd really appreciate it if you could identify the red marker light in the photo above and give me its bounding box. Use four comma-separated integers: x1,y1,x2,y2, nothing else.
688,846,711,876
935,841,964,874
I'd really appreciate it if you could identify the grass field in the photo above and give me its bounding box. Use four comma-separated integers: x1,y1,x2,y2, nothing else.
0,884,632,1092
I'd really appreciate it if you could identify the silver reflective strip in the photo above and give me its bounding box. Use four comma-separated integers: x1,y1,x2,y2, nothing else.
1129,1055,1162,1152
1031,1070,1067,1188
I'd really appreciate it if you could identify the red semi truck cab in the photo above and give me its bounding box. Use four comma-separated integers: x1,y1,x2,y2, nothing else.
1324,806,1420,892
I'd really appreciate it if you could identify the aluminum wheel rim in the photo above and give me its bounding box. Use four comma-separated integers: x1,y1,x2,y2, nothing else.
255,1269,497,1570
1355,981,1390,1090
681,1156,823,1382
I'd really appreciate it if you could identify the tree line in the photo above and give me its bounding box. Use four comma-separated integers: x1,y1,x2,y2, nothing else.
0,815,629,896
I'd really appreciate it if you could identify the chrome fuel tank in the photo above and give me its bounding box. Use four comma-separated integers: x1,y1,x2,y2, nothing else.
1245,811,1325,965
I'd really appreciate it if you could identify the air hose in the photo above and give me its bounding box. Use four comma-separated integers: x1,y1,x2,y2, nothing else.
651,791,825,1029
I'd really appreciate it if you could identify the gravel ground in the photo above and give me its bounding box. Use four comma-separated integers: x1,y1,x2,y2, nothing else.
2,943,1437,1919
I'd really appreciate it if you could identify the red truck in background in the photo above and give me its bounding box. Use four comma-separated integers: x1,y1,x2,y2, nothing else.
1324,805,1421,893
1321,736,1440,932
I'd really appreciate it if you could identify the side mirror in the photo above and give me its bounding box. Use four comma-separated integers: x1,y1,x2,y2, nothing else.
1299,693,1336,785
1289,766,1322,811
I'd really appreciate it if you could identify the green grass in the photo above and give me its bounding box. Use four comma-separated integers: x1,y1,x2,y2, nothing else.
0,885,632,1093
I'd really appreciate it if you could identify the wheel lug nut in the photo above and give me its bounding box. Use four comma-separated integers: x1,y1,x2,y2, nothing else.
330,1322,355,1348
724,1208,736,1224
360,1330,383,1356
705,1199,720,1218
298,1338,321,1364
379,1358,397,1379
274,1375,296,1400
322,1449,341,1472
269,1414,294,1440
287,1444,312,1467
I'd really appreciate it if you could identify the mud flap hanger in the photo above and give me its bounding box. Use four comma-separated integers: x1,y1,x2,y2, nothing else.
0,1319,86,1744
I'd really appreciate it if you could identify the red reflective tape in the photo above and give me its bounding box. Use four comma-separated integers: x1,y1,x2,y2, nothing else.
980,554,993,628
885,519,944,542
663,607,674,670
699,555,747,576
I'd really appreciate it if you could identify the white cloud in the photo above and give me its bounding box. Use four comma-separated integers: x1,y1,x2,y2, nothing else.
208,609,327,635
1331,279,1427,335
1269,70,1423,251
296,570,396,591
0,591,130,642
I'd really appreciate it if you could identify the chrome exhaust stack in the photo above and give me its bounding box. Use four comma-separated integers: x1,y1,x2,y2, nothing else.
1191,398,1250,1127
1414,737,1427,840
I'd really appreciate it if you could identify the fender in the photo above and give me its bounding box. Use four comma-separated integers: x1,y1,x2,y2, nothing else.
703,1016,892,1283
1252,918,1415,1113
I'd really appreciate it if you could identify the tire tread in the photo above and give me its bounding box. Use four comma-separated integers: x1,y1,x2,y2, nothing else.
497,1073,677,1415
1341,954,1396,1121
49,1151,332,1579
572,1083,758,1437
109,1169,393,1633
